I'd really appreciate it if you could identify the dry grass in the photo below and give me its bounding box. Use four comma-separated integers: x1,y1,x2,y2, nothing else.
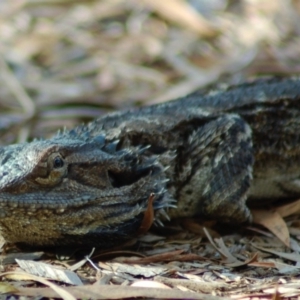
0,0,299,142
0,0,300,299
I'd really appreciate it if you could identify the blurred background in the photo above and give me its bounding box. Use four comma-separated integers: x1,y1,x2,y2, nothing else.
0,0,299,144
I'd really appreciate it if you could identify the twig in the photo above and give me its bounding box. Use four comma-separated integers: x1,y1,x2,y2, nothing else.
0,54,36,118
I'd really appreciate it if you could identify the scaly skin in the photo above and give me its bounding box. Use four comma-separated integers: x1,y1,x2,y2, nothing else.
0,77,300,247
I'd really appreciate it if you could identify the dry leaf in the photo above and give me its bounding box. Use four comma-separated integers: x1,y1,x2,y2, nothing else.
252,245,300,263
154,275,227,294
214,238,241,264
120,249,184,264
100,262,166,277
252,209,290,247
142,0,217,37
1,271,76,300
275,199,300,218
0,282,19,295
16,284,229,300
138,193,155,235
272,286,282,300
248,260,277,268
16,259,83,286
131,280,171,289
203,227,241,264
226,253,260,268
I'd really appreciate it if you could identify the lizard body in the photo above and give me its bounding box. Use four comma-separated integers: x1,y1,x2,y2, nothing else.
0,77,300,247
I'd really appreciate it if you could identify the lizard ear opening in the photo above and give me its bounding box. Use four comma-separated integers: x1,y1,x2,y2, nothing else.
107,162,156,188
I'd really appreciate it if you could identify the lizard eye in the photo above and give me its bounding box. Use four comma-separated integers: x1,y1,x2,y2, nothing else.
53,156,64,169
35,152,67,186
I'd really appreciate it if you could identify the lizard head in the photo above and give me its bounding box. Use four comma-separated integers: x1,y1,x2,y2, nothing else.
0,137,155,192
0,135,172,248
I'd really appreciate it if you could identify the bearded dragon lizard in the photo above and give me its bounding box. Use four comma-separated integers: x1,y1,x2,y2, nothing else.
0,77,299,247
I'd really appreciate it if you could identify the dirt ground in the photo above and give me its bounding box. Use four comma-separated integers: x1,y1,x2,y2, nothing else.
1,1,300,299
